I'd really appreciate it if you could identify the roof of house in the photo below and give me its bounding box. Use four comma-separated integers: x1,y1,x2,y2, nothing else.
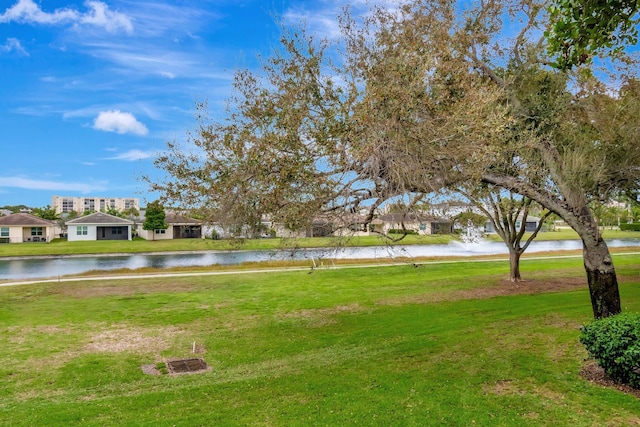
0,213,56,227
165,212,201,225
66,212,133,225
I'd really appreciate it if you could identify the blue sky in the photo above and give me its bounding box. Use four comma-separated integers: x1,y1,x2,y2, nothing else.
0,0,368,208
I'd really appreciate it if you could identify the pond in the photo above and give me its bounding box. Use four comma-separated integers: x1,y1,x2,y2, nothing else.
1,238,639,281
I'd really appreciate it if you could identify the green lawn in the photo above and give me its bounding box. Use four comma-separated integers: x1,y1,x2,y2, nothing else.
1,228,638,258
1,254,640,425
483,227,640,242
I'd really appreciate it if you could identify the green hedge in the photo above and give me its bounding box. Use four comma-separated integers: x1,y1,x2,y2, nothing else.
620,223,640,231
580,313,640,388
388,229,419,235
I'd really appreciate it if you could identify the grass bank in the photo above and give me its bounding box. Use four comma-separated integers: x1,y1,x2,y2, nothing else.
0,234,455,258
1,254,640,425
1,229,639,258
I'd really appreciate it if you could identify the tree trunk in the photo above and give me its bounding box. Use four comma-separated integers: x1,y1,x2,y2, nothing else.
583,237,621,318
479,173,622,318
509,249,522,282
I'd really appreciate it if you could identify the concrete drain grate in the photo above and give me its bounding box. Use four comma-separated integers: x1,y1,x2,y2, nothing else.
166,358,208,374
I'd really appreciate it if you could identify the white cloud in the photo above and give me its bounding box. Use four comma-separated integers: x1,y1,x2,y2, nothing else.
0,176,107,193
0,0,77,24
283,0,406,40
105,149,155,161
1,37,28,55
78,1,133,34
93,110,149,135
0,0,133,33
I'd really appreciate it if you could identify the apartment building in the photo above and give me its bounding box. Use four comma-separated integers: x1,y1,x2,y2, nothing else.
51,196,140,214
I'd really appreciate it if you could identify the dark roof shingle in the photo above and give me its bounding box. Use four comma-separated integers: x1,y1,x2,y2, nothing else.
165,212,201,225
66,212,133,225
0,213,56,227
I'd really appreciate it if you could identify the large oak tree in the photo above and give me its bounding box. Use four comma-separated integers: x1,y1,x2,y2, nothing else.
148,0,640,318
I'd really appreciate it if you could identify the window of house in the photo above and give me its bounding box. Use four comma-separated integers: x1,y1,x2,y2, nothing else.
0,227,8,237
31,227,43,236
77,226,88,236
155,229,166,234
112,227,122,234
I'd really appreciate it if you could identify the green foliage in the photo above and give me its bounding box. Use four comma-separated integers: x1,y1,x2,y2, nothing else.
64,211,80,220
388,228,418,235
620,223,640,231
155,362,169,375
106,207,125,218
580,313,640,388
454,211,486,228
546,0,640,70
0,204,32,213
142,200,168,231
31,205,59,221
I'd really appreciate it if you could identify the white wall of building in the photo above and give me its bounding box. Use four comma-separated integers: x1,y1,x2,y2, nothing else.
52,196,140,214
138,228,174,240
7,227,23,243
67,225,98,241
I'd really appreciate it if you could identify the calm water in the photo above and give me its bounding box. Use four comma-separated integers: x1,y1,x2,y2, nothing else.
1,239,639,280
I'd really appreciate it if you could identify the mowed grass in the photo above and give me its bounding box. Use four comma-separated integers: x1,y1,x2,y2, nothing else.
1,255,640,426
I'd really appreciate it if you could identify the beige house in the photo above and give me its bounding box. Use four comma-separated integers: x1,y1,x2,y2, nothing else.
66,212,133,241
0,213,58,243
371,213,453,235
137,212,203,240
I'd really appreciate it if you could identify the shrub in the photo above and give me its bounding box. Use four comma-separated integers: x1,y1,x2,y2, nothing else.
620,223,640,231
580,313,640,388
388,229,418,235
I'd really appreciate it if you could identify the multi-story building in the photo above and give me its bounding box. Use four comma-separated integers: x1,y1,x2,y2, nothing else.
51,196,140,214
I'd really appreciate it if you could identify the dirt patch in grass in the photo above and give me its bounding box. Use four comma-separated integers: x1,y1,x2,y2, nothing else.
402,273,638,305
84,324,182,353
458,276,586,298
277,304,368,326
580,361,640,399
484,379,526,396
380,276,588,306
6,325,74,344
281,304,367,327
61,282,201,298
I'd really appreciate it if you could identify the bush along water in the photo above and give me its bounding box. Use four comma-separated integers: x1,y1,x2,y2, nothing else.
580,312,640,388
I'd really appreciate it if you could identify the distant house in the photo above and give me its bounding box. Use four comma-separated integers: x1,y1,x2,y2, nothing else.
137,212,203,240
0,213,58,243
427,201,482,218
484,215,542,234
371,213,453,235
66,212,133,241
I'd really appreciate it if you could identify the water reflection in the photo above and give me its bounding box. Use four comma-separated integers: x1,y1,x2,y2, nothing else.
1,238,638,280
